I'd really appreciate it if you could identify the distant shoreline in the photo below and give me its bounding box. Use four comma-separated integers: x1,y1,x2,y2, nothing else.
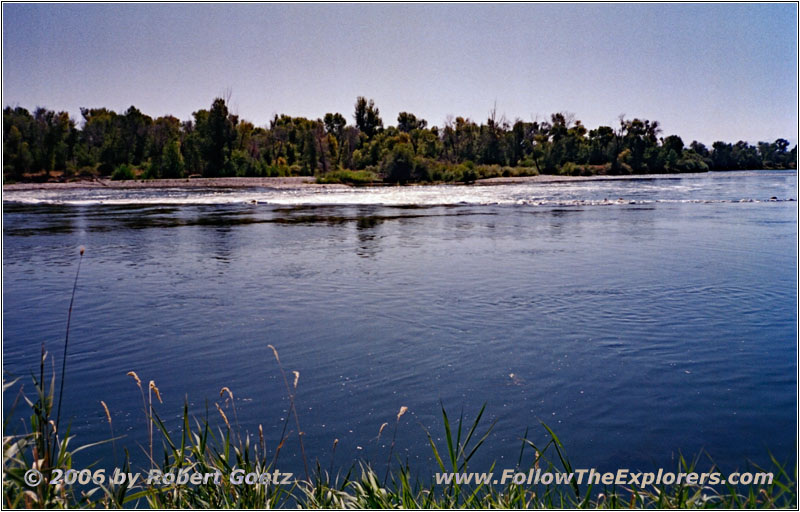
2,176,346,192
6,171,788,192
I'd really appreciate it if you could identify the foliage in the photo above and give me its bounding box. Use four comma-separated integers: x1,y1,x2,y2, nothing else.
354,97,383,139
3,99,797,185
382,142,417,183
110,163,135,180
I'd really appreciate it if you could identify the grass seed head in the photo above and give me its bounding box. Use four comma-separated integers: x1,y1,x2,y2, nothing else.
126,371,142,387
149,380,162,403
397,406,408,421
215,403,231,430
100,401,112,424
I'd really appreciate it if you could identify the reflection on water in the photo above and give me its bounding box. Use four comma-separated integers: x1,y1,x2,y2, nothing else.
356,213,383,259
3,202,509,264
2,171,797,477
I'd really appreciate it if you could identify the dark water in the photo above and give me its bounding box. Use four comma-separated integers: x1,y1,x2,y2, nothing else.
3,171,797,476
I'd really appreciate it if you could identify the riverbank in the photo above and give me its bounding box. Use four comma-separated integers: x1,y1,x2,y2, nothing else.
1,171,751,192
2,176,348,192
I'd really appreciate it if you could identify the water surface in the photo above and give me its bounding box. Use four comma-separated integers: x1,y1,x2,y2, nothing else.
3,171,797,475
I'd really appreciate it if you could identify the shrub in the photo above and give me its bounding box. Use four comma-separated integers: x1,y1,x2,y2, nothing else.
382,143,416,183
676,152,710,173
160,139,185,178
139,162,159,180
76,166,98,178
110,163,135,180
558,162,583,176
458,164,478,183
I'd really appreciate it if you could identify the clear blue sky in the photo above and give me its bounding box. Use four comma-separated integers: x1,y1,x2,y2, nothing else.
3,3,797,145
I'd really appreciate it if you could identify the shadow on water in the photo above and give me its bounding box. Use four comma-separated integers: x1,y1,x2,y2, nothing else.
356,211,385,258
3,203,497,236
206,226,236,264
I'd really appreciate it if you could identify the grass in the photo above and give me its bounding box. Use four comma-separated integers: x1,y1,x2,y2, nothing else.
2,249,797,508
316,169,379,185
315,165,542,186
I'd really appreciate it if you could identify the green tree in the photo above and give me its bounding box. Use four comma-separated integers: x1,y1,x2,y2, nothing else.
381,142,416,183
354,97,383,139
662,135,684,154
3,123,34,179
159,138,185,178
711,141,734,170
4,97,795,184
195,98,238,176
323,113,347,139
121,106,152,165
80,107,124,174
397,112,427,133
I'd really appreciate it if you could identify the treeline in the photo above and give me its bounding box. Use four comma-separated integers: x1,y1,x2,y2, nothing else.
3,97,796,184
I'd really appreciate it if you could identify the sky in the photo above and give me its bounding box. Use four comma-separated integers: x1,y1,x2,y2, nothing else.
2,3,798,145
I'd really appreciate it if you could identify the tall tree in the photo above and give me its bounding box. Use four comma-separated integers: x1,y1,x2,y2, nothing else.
397,112,427,133
158,138,185,178
354,97,383,139
195,98,238,176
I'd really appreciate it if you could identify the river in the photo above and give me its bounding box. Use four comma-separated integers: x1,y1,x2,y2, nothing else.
3,170,796,476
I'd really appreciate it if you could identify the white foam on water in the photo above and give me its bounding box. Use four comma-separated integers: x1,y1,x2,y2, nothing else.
3,173,795,206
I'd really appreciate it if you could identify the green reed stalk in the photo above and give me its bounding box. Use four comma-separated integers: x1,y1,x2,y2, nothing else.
55,246,83,434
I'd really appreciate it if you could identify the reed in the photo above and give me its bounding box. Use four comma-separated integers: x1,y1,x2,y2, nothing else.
100,400,116,465
383,405,408,485
268,344,309,481
4,368,796,508
55,246,83,434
